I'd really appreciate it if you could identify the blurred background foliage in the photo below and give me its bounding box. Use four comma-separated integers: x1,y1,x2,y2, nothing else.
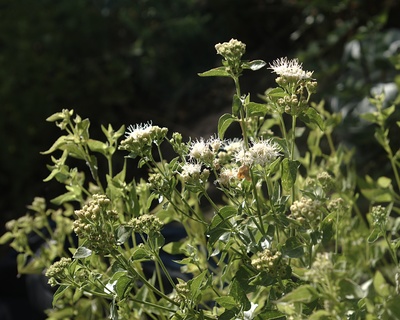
1,0,400,229
1,0,400,318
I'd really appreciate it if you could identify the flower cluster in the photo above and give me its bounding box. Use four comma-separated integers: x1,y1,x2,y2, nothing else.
189,136,222,167
128,214,163,234
370,205,387,228
251,249,289,278
290,197,321,228
215,38,246,62
217,167,239,186
269,57,313,82
119,122,168,156
234,139,281,167
317,172,334,191
45,257,72,286
173,280,190,304
73,194,119,252
305,252,333,283
179,162,210,186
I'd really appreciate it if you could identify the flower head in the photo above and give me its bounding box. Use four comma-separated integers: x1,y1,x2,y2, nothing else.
215,38,246,61
249,140,280,166
125,122,153,140
217,167,239,186
234,140,280,167
269,57,313,81
120,122,168,155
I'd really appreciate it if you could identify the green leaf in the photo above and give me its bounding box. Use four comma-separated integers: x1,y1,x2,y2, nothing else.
246,102,268,117
360,112,378,123
367,227,382,243
338,278,364,299
218,113,236,140
87,139,109,156
258,310,286,319
53,284,70,307
281,236,304,258
266,87,286,98
115,274,132,299
189,270,207,302
215,296,237,310
373,270,391,297
163,241,185,255
281,159,300,191
198,66,230,77
243,59,267,71
116,226,132,245
230,278,250,311
0,232,13,245
308,310,332,320
41,135,68,154
300,107,325,131
73,246,92,259
278,284,319,303
131,246,151,261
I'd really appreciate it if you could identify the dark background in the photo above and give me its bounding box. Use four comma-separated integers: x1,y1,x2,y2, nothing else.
1,0,400,319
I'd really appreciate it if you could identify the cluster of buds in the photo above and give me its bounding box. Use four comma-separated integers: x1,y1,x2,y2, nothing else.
45,257,72,286
173,280,190,304
73,194,119,253
119,122,168,156
128,214,163,235
370,205,388,228
327,197,347,213
215,38,246,62
305,252,333,284
251,249,289,278
317,172,334,191
276,93,307,115
290,197,321,228
148,172,171,196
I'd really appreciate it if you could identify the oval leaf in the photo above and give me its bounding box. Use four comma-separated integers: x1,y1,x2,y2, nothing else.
73,246,92,259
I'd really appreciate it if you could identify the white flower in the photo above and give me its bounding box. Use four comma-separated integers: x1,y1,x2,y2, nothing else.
180,162,202,179
224,138,244,154
189,138,208,160
125,122,153,140
234,149,253,166
269,57,313,81
249,140,280,166
217,167,239,186
207,136,222,152
234,140,280,167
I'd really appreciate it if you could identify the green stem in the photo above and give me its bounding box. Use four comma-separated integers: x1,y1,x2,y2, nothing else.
112,251,179,306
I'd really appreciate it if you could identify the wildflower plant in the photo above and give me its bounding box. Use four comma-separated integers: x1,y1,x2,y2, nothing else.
1,39,400,319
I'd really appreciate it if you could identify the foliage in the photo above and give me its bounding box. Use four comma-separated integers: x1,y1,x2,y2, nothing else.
2,39,400,319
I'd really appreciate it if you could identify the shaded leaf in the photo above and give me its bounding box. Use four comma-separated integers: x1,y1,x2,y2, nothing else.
278,284,318,303
281,159,300,191
73,246,92,259
281,236,304,258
